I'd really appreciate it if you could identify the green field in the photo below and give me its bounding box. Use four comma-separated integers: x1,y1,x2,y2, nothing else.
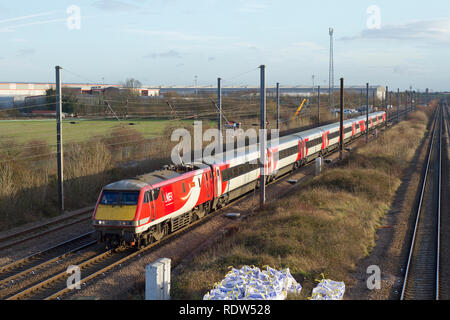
0,118,213,147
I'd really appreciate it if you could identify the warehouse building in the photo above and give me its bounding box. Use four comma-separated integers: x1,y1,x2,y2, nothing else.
0,82,160,109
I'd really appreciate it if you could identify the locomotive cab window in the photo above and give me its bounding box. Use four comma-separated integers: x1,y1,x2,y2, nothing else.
100,191,120,205
100,191,139,206
121,192,140,205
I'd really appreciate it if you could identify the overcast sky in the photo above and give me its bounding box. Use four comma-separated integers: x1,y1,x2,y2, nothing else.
1,0,450,91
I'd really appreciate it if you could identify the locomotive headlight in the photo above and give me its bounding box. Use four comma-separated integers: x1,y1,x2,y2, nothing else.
119,221,135,226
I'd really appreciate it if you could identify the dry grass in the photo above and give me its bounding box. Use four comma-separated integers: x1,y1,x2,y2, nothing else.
171,108,431,300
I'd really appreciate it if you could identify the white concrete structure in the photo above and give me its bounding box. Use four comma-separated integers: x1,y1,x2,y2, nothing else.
145,258,171,300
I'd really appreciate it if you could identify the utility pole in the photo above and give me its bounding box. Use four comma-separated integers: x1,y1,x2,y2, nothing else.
329,27,335,111
372,90,376,111
405,90,409,114
259,65,266,208
360,88,363,107
386,86,389,129
409,86,413,112
405,91,408,114
366,83,369,144
217,77,222,153
339,78,344,160
318,85,321,125
397,88,400,122
56,66,64,212
195,75,198,96
276,82,280,130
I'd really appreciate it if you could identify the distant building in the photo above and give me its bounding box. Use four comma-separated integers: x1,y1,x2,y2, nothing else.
0,82,160,109
158,85,386,100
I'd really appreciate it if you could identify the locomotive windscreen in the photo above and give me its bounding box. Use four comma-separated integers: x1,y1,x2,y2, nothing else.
100,191,140,206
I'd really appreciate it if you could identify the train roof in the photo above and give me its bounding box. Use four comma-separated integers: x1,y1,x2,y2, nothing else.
207,143,261,165
103,163,209,191
278,134,300,145
292,127,323,138
103,179,148,191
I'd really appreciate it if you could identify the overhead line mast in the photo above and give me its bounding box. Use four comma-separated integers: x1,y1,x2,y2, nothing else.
329,27,335,111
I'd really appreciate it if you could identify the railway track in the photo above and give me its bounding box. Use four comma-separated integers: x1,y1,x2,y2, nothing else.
0,232,98,299
400,104,445,300
438,101,450,300
0,207,93,252
1,107,415,300
5,196,245,300
0,232,96,286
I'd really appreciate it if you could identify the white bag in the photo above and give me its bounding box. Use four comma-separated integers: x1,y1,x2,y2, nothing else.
203,265,302,300
311,279,345,300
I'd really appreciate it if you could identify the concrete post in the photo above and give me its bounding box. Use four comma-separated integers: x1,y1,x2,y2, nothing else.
259,65,266,208
56,66,64,211
315,157,323,176
366,83,369,143
217,78,222,153
276,82,280,130
318,85,321,125
339,78,344,160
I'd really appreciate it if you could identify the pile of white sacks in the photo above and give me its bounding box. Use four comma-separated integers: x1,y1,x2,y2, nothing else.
203,266,346,301
203,266,302,300
310,279,346,300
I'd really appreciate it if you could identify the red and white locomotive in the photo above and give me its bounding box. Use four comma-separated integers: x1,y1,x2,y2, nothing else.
92,111,386,248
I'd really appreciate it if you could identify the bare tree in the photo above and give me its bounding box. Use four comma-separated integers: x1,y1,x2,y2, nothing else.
122,78,142,89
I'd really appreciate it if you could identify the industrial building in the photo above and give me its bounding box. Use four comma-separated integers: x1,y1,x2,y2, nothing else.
0,82,160,109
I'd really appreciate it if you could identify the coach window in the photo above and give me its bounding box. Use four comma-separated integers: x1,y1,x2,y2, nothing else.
182,183,186,193
161,190,165,202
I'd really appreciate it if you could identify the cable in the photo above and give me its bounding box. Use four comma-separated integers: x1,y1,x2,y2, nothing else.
0,102,58,113
61,67,101,85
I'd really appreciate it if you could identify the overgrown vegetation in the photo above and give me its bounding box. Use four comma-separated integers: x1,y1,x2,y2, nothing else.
171,107,433,300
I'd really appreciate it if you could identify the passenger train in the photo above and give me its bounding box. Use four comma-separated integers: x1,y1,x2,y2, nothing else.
92,111,386,248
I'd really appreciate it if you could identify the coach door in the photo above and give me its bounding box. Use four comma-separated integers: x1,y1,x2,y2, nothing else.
204,172,211,199
214,167,221,197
